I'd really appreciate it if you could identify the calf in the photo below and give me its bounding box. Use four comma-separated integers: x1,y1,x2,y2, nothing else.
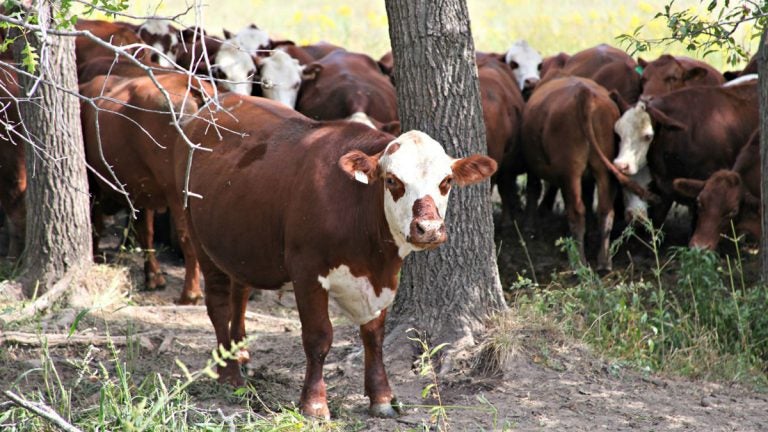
613,81,758,225
80,74,214,305
297,50,398,128
639,54,724,98
522,77,619,271
673,130,761,250
175,94,495,419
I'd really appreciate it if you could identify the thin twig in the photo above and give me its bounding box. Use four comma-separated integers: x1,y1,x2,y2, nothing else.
3,390,83,432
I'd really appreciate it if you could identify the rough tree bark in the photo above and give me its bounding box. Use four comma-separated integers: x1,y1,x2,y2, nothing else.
384,0,506,362
760,26,768,282
12,1,92,296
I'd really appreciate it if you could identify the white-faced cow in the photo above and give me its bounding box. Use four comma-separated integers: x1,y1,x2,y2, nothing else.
175,93,496,419
504,39,543,98
212,41,256,95
223,24,270,56
136,18,181,67
612,81,758,225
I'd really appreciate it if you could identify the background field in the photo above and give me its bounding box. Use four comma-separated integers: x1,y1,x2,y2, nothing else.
105,0,759,68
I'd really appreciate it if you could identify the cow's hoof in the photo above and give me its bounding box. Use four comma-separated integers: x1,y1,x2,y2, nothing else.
236,348,250,364
369,398,403,418
145,273,167,291
301,401,331,420
175,292,203,305
217,366,245,387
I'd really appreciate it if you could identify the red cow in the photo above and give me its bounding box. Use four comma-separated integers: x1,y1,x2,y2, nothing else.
74,19,147,66
522,77,619,271
673,130,761,250
475,53,525,218
301,41,345,60
543,44,641,104
297,50,399,129
0,65,26,258
613,81,758,225
638,54,724,98
79,74,214,305
723,54,758,81
174,93,496,418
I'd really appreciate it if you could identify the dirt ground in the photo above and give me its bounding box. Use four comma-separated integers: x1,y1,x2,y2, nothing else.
2,203,768,431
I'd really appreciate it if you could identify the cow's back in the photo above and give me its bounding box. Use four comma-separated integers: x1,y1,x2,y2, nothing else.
179,94,396,286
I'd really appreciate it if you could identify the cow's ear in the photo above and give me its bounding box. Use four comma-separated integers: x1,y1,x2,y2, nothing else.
672,178,705,198
378,60,393,76
648,105,686,131
609,89,631,114
223,28,233,39
452,155,497,186
638,57,648,68
339,150,381,184
683,66,708,82
301,63,323,81
380,120,401,136
723,70,740,81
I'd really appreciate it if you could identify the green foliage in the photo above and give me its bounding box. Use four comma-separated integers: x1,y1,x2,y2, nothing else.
618,0,768,64
522,222,768,385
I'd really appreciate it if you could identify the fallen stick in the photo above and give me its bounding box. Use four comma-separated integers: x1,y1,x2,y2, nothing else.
3,390,83,432
0,330,162,347
0,272,75,326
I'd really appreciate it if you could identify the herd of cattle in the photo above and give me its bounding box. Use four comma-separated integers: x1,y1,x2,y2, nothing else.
0,16,762,418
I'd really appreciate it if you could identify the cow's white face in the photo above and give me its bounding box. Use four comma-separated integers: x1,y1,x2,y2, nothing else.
614,102,654,176
258,49,303,108
138,19,179,67
231,26,270,55
338,131,497,257
504,39,542,91
213,43,255,95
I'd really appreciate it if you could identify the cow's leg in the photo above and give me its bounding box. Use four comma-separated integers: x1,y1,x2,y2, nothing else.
594,169,616,272
294,278,332,419
168,202,202,305
524,173,543,230
496,166,520,226
198,251,242,386
539,182,558,215
361,309,399,418
562,175,587,266
136,209,166,290
648,195,673,230
91,200,106,262
229,283,252,367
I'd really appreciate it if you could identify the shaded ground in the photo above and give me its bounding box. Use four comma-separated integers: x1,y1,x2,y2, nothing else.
1,202,767,430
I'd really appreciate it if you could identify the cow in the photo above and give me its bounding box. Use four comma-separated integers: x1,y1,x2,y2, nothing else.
74,19,147,66
0,65,26,258
540,52,570,78
503,39,543,98
133,18,183,68
475,53,525,219
301,41,345,60
672,130,761,250
543,44,641,104
79,73,215,305
638,54,724,98
297,50,398,129
252,49,309,108
522,76,619,271
612,81,758,226
173,92,496,419
222,24,270,56
723,54,758,81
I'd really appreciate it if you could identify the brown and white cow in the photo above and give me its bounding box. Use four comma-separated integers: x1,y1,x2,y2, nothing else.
297,50,398,129
522,76,619,271
503,39,543,98
79,73,214,305
222,24,271,56
174,93,495,418
134,18,183,68
673,130,761,250
638,54,724,99
613,81,758,225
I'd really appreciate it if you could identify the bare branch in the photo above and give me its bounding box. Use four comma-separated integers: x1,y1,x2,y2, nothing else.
3,390,83,432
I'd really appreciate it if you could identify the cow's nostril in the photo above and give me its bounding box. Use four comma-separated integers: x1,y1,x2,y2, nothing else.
416,223,426,235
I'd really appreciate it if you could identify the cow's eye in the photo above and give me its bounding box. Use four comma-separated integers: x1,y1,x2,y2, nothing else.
642,133,653,141
385,177,396,186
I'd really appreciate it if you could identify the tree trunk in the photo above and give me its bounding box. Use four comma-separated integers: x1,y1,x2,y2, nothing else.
760,27,768,282
13,1,92,296
384,0,506,363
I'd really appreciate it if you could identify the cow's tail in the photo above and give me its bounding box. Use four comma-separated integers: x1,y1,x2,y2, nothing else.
576,86,659,204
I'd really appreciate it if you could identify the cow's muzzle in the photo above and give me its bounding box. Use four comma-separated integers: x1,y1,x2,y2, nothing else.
407,218,447,248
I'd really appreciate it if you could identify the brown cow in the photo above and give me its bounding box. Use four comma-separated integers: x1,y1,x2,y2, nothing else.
522,76,618,271
723,54,758,81
673,130,761,250
638,54,724,98
174,93,496,418
543,44,641,104
613,81,758,225
475,53,525,218
297,50,398,128
74,19,147,66
0,64,26,258
79,74,214,305
301,41,345,60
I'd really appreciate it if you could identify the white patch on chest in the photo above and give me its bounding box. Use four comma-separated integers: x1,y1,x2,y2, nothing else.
317,265,395,325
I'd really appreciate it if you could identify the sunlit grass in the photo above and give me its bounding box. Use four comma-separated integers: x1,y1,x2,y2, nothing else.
90,0,760,69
